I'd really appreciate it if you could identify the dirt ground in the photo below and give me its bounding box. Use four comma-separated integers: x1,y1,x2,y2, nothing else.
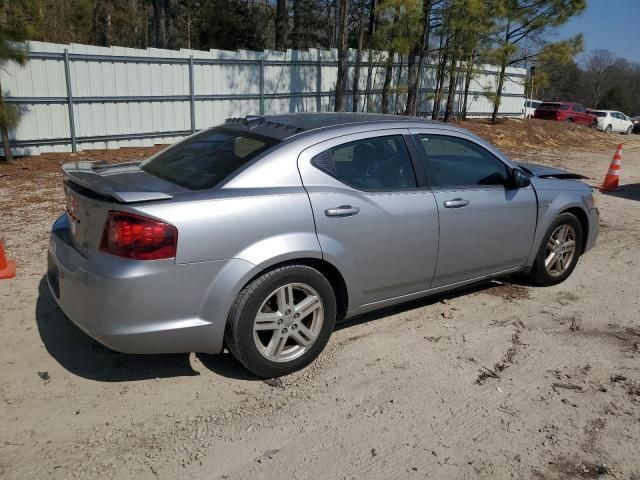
1,121,639,480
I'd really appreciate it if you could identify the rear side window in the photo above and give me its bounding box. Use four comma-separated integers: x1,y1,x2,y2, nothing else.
573,104,585,113
594,111,607,117
539,103,568,110
311,135,417,190
141,127,279,190
417,135,509,188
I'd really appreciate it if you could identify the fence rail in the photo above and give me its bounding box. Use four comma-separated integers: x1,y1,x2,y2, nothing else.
0,42,526,156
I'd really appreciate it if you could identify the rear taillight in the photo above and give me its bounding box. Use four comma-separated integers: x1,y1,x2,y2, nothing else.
100,211,177,260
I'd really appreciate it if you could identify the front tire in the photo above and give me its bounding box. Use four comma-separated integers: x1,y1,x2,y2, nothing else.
528,213,583,286
626,126,633,135
225,265,337,378
605,124,612,134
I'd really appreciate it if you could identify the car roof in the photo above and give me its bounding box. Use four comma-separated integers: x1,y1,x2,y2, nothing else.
223,113,442,140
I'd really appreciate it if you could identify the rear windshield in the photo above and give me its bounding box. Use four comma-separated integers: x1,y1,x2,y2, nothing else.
538,103,569,110
593,111,607,117
141,127,280,190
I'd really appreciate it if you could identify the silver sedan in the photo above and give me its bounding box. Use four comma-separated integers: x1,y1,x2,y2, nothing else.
48,113,599,377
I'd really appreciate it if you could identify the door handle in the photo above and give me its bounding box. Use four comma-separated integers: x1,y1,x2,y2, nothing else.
325,205,360,217
443,198,470,208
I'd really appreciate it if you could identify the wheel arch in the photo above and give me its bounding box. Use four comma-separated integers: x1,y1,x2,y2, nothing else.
561,206,589,254
237,258,349,322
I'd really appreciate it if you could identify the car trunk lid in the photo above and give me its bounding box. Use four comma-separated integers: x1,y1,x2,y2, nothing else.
62,160,184,257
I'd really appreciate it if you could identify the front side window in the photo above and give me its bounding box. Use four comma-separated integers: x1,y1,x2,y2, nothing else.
311,135,417,190
573,104,585,113
141,127,280,190
417,135,509,188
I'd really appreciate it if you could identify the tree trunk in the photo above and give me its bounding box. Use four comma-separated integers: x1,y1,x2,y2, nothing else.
94,2,112,46
432,46,448,119
443,50,459,122
405,0,432,116
443,36,459,122
491,59,507,122
352,17,365,112
334,0,351,111
166,0,180,49
431,34,447,120
404,46,419,115
365,50,375,112
0,126,13,162
275,0,289,51
380,52,395,114
292,0,301,49
368,0,377,36
461,55,474,120
0,83,15,163
491,23,511,123
153,0,167,48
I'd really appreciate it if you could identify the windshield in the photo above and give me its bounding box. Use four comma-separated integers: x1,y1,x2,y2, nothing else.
141,127,280,190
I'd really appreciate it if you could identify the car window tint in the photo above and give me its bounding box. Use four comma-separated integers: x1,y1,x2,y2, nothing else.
418,135,509,188
312,135,417,190
573,104,585,113
141,127,279,190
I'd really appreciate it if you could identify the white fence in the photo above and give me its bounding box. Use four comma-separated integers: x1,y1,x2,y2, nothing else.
1,41,526,156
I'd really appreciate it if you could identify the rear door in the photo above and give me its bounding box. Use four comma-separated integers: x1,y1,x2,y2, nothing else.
297,129,439,308
410,129,537,288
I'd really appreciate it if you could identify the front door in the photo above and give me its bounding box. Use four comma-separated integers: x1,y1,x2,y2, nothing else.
297,129,439,308
410,129,538,288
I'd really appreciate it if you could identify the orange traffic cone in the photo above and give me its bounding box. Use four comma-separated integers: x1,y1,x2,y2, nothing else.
0,240,16,279
599,143,623,191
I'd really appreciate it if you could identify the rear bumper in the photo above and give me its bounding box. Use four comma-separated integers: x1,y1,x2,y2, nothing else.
584,207,599,253
47,214,252,354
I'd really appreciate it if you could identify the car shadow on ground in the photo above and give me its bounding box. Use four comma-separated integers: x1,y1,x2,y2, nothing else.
36,275,506,382
601,183,640,201
35,276,201,382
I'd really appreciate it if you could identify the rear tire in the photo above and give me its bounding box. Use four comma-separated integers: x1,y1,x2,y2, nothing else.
527,213,583,286
225,264,336,378
605,124,612,134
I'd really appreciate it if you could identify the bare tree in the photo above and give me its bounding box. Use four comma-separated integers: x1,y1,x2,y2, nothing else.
584,49,616,108
275,0,289,50
153,0,168,48
334,0,350,111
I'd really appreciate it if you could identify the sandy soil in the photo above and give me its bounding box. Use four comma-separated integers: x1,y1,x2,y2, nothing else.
1,122,639,480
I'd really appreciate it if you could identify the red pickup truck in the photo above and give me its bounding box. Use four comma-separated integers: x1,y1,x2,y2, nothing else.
533,102,596,126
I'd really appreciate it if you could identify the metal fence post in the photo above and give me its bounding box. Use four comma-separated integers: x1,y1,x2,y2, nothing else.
189,56,196,133
316,53,322,112
63,49,77,152
259,57,265,115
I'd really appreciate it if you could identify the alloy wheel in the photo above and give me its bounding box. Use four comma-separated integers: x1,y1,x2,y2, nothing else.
544,224,577,277
253,283,324,362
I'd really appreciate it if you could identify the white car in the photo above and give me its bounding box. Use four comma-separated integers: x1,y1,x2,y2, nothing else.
591,110,634,134
523,99,542,119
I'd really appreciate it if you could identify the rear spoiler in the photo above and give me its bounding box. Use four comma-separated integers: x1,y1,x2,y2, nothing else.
62,160,174,203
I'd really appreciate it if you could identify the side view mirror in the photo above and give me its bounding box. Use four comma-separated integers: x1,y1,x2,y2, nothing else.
509,169,531,189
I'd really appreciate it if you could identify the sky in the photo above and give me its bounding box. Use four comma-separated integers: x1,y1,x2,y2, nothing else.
553,0,640,64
